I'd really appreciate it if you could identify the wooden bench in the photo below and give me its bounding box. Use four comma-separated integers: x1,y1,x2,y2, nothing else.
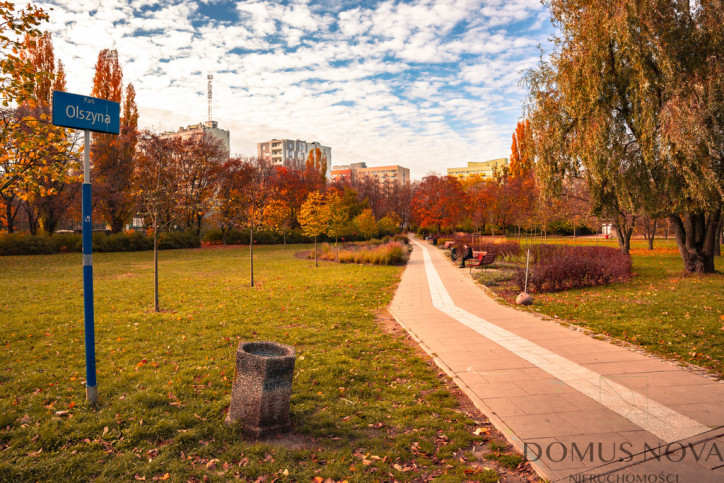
442,241,455,249
465,252,496,273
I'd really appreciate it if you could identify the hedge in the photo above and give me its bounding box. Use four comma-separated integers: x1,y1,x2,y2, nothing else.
516,245,631,292
0,231,199,256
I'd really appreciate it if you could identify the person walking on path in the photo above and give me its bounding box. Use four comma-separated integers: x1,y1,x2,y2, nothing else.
459,244,473,268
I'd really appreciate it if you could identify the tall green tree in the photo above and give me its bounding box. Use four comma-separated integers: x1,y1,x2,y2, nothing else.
525,0,722,271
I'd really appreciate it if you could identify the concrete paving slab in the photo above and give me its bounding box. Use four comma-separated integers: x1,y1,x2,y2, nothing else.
388,238,724,481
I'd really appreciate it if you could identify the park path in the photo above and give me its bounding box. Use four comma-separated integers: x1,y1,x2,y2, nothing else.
388,237,724,482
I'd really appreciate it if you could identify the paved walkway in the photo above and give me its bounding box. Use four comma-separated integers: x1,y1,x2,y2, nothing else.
389,238,724,482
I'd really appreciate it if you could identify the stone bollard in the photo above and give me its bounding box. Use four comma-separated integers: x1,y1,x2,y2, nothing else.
516,292,533,306
226,341,296,438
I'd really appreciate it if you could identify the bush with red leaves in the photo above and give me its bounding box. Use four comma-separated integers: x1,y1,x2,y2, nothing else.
516,245,631,292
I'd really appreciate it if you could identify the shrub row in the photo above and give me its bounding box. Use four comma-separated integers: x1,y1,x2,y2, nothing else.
317,241,407,266
516,245,631,292
201,229,409,246
0,231,199,256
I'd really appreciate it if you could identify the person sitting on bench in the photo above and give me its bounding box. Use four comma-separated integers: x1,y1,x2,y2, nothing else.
459,244,473,268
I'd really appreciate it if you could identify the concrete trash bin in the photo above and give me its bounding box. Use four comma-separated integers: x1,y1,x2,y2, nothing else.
225,340,296,438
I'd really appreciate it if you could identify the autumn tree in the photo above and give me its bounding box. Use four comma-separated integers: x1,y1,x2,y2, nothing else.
378,212,400,236
305,147,328,186
1,6,77,234
239,156,275,287
176,133,225,235
215,157,251,245
325,190,349,260
353,208,378,240
18,32,81,235
299,190,328,267
262,197,293,249
411,175,467,233
510,119,532,178
271,165,313,230
0,2,48,106
91,49,138,233
461,175,497,234
135,132,183,311
525,0,722,270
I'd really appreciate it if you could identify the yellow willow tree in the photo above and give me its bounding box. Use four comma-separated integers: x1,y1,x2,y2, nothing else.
525,0,722,270
91,49,138,233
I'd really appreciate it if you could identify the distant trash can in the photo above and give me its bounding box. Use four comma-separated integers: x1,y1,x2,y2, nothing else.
432,237,438,245
226,341,296,438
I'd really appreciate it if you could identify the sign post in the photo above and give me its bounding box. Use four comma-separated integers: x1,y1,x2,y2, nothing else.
53,91,120,404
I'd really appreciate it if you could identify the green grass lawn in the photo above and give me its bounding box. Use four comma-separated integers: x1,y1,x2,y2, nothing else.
483,237,724,377
0,245,511,482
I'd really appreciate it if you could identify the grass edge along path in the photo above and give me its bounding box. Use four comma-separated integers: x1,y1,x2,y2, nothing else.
0,245,539,482
468,237,724,379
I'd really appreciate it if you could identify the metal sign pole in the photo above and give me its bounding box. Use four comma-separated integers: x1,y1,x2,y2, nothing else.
82,129,97,404
52,90,119,406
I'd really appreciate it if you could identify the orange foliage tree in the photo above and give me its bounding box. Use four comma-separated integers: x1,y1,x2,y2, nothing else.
305,147,327,187
1,5,76,234
411,175,467,233
19,31,81,235
91,49,138,233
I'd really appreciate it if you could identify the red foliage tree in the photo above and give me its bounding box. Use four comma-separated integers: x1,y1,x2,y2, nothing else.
411,175,467,233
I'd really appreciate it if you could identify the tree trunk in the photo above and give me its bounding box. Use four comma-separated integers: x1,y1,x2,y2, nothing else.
714,222,721,257
22,200,39,235
647,220,657,250
110,209,125,233
250,225,254,287
614,225,632,254
283,230,286,251
5,200,17,233
314,236,318,268
154,215,159,312
669,211,720,273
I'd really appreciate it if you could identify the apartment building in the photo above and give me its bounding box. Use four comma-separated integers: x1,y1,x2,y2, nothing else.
447,158,508,179
257,138,332,172
331,162,410,187
159,120,230,156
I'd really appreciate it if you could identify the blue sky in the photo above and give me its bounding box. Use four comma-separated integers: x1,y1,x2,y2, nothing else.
37,0,554,178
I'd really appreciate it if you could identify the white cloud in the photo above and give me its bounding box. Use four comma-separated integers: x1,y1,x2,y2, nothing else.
36,0,553,178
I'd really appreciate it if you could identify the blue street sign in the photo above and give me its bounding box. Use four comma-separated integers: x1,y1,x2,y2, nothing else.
52,90,121,404
52,91,120,134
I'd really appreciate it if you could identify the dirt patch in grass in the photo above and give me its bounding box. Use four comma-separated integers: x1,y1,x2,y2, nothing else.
377,310,542,482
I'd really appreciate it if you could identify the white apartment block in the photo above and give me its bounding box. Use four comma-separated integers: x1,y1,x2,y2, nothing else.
257,139,332,173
